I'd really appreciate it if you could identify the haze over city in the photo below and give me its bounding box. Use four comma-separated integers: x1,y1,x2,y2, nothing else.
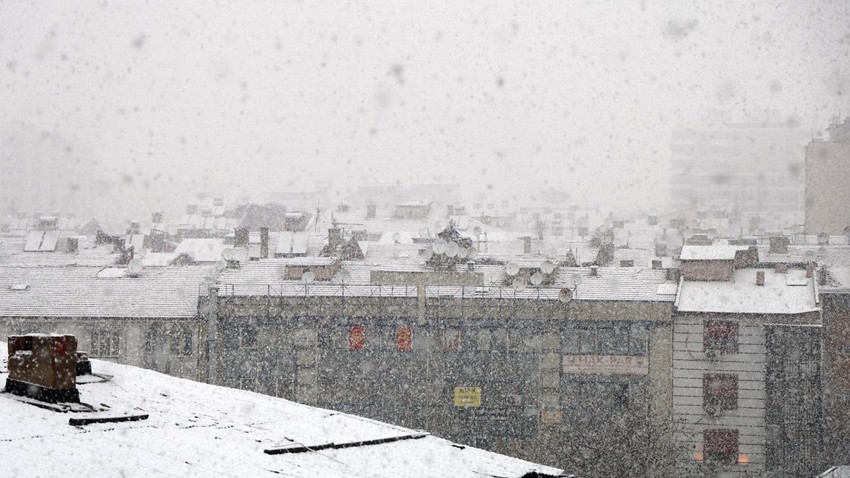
2,0,849,223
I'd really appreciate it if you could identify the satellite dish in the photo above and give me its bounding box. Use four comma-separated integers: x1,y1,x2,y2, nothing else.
571,273,583,286
467,247,478,259
338,269,352,284
392,232,401,243
457,247,468,259
514,276,528,291
682,228,694,240
221,248,235,261
128,258,143,275
303,271,315,284
817,232,829,245
506,263,520,276
421,246,434,261
473,226,482,237
445,241,459,257
215,260,226,271
530,272,544,287
433,238,447,254
805,249,816,258
844,225,850,236
540,260,555,274
558,288,573,303
135,248,148,259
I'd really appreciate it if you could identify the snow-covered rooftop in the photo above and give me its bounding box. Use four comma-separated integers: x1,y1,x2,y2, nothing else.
214,261,676,302
679,244,750,261
676,268,819,315
0,343,562,478
0,265,216,318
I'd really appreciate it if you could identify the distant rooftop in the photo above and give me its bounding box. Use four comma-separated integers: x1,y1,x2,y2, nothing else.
679,244,750,261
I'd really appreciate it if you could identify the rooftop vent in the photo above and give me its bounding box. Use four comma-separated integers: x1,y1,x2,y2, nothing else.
590,266,599,277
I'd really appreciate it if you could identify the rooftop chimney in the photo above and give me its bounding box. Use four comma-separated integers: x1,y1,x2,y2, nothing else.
234,227,249,247
756,271,765,286
260,227,269,259
5,334,80,403
775,263,788,274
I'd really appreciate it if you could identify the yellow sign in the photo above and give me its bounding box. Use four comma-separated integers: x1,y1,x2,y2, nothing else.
453,387,481,407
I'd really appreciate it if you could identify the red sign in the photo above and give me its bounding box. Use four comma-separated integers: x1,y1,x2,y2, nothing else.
397,326,412,351
349,325,365,351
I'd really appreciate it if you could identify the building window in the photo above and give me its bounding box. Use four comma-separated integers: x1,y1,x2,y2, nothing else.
443,327,461,351
349,325,365,351
396,326,412,351
222,323,258,351
90,330,120,358
704,320,738,354
169,323,193,356
704,429,739,465
704,373,738,412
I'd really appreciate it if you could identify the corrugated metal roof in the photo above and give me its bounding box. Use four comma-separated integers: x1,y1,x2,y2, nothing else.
0,265,216,318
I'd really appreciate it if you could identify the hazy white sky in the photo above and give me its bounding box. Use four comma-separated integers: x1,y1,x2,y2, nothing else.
2,0,849,218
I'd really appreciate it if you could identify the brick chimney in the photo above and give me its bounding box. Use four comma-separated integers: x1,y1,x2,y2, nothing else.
234,227,249,247
260,227,269,259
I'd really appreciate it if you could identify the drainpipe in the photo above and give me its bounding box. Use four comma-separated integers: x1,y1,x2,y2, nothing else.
206,285,220,385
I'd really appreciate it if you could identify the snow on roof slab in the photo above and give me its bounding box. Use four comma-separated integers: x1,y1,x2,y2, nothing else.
0,342,563,478
679,245,749,261
677,268,818,315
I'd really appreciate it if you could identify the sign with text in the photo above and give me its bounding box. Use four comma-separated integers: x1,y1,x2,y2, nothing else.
453,386,481,407
562,354,648,375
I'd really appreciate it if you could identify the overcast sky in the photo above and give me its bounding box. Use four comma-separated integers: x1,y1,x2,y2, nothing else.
2,0,849,219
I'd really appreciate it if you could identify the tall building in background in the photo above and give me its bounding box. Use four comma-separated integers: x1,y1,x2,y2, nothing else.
805,117,850,235
670,122,808,220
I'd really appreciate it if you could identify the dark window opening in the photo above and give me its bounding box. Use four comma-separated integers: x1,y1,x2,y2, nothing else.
704,373,738,411
704,320,738,354
704,429,739,465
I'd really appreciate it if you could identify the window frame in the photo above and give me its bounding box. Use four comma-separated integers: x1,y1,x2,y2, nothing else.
704,320,739,354
703,373,738,411
704,429,739,465
90,330,120,358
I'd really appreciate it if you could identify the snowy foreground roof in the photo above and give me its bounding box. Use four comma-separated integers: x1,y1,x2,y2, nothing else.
0,344,563,478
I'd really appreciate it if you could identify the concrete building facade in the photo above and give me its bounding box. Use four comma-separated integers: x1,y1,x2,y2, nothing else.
672,246,822,476
805,117,850,236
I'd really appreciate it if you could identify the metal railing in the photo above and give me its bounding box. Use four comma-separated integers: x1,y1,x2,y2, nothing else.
199,283,568,301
